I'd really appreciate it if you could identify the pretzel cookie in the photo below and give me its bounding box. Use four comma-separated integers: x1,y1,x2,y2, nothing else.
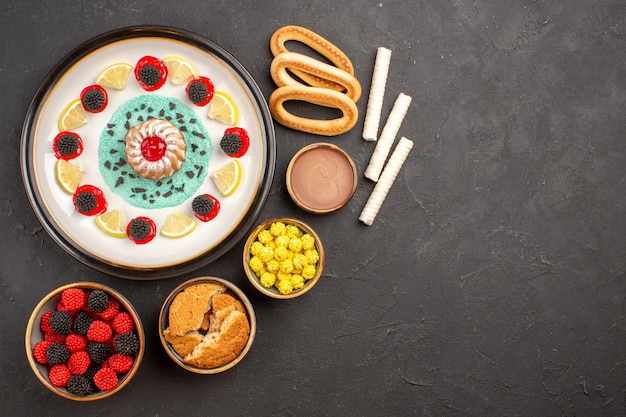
269,85,358,136
270,25,354,91
268,26,361,136
270,52,361,102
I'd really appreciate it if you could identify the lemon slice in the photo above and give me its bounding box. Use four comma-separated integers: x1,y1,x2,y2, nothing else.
211,159,242,197
96,62,133,90
55,159,83,194
161,212,197,238
163,56,198,86
95,209,127,238
208,91,238,125
58,99,88,131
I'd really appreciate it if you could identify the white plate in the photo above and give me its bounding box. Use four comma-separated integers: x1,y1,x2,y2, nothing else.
21,26,275,279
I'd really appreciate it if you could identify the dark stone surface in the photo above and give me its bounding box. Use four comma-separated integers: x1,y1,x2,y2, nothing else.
1,0,624,415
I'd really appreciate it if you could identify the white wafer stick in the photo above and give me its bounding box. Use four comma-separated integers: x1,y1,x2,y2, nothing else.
362,47,392,141
359,137,413,226
364,92,412,182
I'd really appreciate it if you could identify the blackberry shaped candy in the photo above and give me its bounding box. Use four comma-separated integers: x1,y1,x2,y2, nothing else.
191,194,220,222
135,56,168,91
219,127,250,158
126,216,157,245
186,76,214,106
52,132,83,160
80,85,108,113
72,184,107,216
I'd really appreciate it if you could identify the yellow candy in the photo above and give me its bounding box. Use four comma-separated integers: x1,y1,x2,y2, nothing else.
288,237,303,253
279,258,294,274
250,241,264,257
292,253,307,272
274,246,289,260
266,259,280,273
290,274,304,289
275,235,290,247
304,249,319,264
285,224,303,238
302,264,317,280
259,246,274,263
260,272,276,288
301,234,315,250
270,221,286,237
257,229,273,244
249,221,319,295
277,279,293,295
249,256,264,273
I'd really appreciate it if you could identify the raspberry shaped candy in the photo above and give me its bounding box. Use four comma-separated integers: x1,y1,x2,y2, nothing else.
86,342,110,364
73,184,107,216
48,364,71,388
60,288,87,313
52,132,83,160
135,56,168,91
191,194,220,222
126,216,157,245
80,84,108,113
46,343,70,365
97,297,119,321
71,311,93,336
87,320,113,343
111,312,135,334
67,351,91,375
40,310,54,334
87,289,109,313
67,375,94,396
114,332,140,356
48,310,72,335
186,76,214,106
65,333,88,353
107,353,134,374
93,367,118,391
33,340,53,364
219,127,250,158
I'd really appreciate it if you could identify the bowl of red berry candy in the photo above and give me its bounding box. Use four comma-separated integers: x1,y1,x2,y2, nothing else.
25,282,144,401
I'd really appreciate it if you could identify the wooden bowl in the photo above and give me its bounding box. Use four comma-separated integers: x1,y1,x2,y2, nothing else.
243,217,325,299
158,277,256,374
25,282,144,401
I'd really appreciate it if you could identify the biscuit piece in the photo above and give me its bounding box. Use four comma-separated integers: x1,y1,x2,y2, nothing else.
168,283,226,336
163,329,204,358
184,309,251,369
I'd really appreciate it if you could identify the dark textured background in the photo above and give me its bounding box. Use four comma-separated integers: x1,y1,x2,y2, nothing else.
1,1,625,416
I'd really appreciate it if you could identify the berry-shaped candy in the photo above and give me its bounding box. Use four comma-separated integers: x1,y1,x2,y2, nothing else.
60,288,87,313
86,342,110,364
65,333,88,353
126,216,156,244
40,310,54,334
185,76,214,106
135,56,168,91
73,184,107,216
93,367,118,391
87,320,113,343
80,84,108,113
46,343,71,365
219,127,250,158
97,297,119,322
67,374,94,396
111,312,135,334
48,310,72,335
191,194,220,222
48,364,72,387
107,353,134,374
52,132,83,160
71,311,93,336
67,351,91,375
114,332,140,356
33,340,53,364
87,289,109,313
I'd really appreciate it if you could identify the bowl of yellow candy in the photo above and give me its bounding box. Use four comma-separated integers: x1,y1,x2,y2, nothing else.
242,217,324,299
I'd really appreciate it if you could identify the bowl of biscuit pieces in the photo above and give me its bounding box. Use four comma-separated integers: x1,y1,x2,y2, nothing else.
158,277,256,374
